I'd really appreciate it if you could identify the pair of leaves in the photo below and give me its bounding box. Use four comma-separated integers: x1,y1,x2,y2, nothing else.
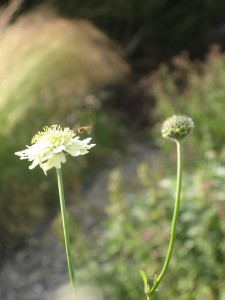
140,270,158,300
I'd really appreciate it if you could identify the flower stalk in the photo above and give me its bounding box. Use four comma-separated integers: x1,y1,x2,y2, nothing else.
15,124,96,298
141,115,194,299
56,168,76,296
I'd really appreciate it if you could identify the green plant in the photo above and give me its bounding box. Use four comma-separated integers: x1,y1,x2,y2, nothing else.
15,124,95,295
83,146,225,300
140,115,194,299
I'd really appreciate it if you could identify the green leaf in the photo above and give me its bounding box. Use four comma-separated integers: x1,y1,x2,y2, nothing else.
140,270,151,296
140,270,148,287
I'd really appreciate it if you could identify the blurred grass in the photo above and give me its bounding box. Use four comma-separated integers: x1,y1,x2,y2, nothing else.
0,7,130,258
0,8,130,134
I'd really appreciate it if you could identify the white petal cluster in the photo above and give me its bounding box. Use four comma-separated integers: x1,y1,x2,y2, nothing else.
15,125,95,175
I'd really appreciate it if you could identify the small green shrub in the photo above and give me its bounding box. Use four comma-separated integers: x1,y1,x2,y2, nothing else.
84,157,225,299
148,45,225,159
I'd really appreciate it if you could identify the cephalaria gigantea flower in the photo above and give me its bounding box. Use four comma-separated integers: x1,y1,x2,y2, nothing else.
15,125,96,175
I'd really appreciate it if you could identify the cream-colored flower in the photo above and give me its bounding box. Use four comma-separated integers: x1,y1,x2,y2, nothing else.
15,125,95,175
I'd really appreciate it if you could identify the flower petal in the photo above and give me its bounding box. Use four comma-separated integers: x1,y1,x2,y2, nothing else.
42,153,67,174
66,137,95,156
53,145,66,153
29,159,39,170
51,152,66,168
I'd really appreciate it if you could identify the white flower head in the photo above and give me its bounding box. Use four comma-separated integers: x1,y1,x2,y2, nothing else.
15,125,96,175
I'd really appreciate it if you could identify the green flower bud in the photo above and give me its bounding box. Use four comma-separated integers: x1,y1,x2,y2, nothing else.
161,115,194,141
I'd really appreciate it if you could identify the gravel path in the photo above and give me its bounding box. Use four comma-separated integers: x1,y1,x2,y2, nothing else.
0,225,68,300
0,142,159,300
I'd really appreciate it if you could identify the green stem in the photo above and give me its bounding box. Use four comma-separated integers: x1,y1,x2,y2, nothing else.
150,141,183,296
56,168,76,297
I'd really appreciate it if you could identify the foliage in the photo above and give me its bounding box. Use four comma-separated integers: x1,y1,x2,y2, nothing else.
146,45,225,160
0,9,129,258
4,0,225,71
82,156,225,300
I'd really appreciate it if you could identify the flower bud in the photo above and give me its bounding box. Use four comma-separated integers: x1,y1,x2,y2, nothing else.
161,115,194,141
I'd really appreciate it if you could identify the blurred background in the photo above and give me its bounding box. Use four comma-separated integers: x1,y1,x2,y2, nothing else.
0,0,225,299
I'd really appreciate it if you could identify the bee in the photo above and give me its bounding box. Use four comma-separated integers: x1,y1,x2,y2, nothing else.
76,126,92,134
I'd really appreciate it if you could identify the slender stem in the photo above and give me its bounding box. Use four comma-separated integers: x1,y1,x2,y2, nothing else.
150,141,183,296
56,168,76,297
